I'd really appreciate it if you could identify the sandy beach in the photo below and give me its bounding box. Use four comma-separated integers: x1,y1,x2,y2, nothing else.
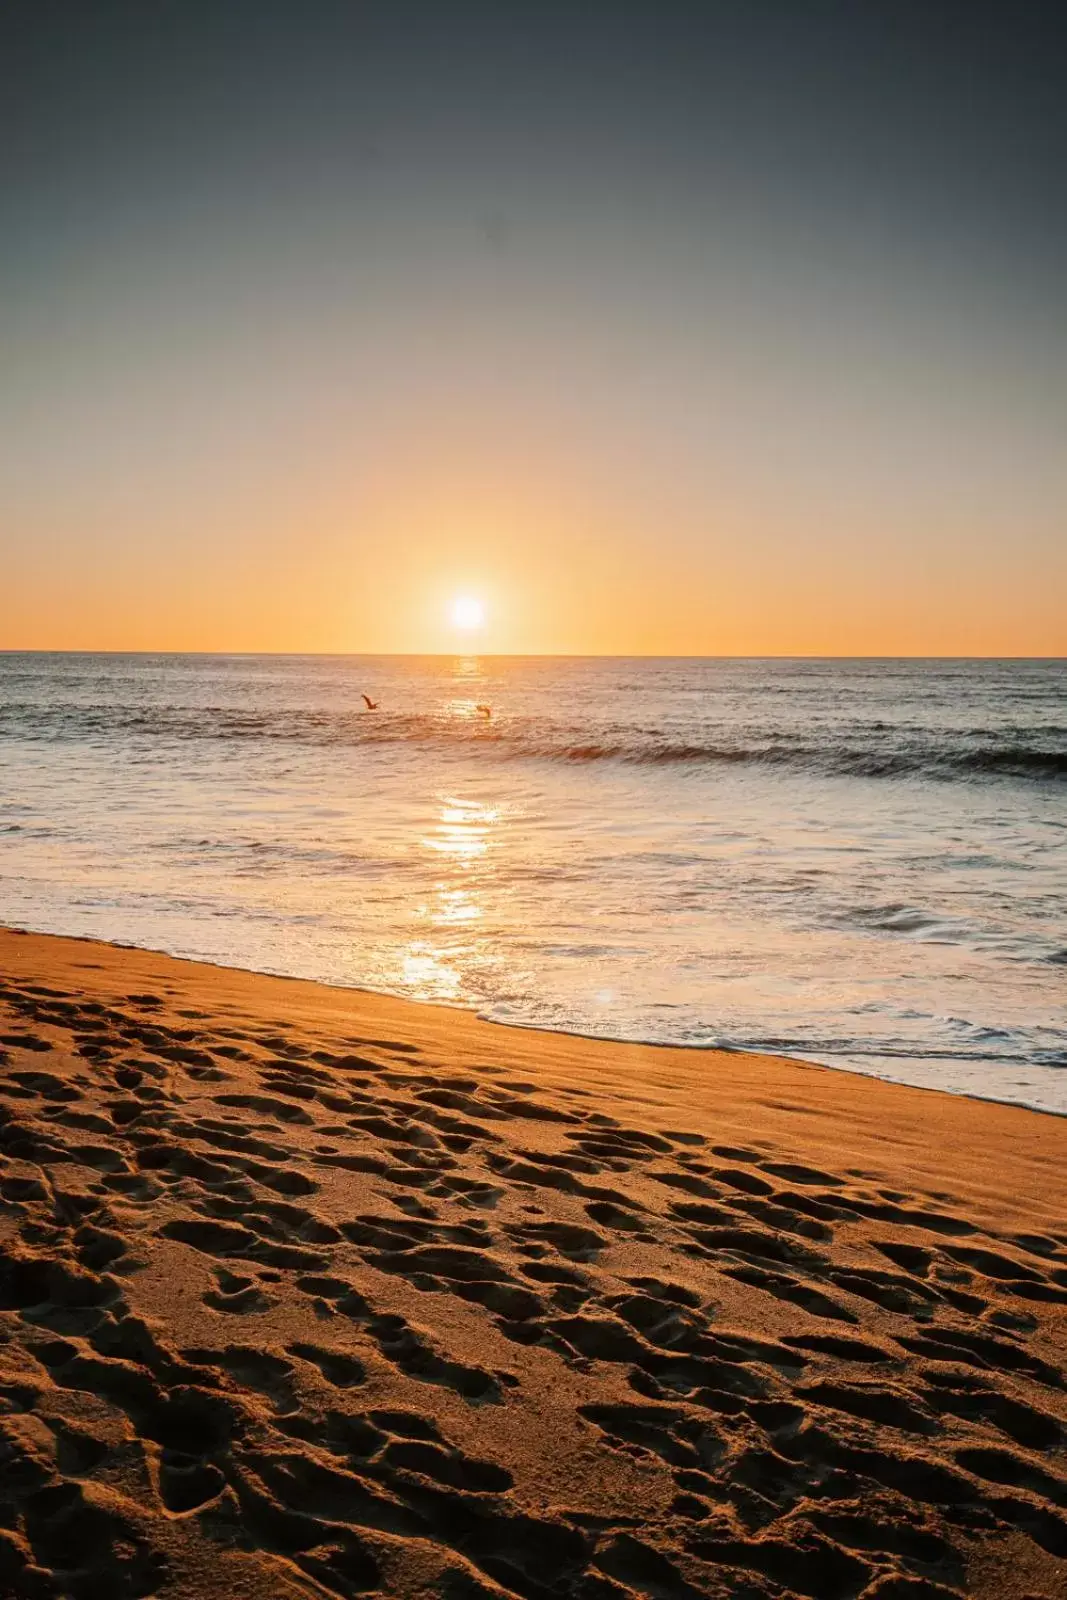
0,926,1064,1600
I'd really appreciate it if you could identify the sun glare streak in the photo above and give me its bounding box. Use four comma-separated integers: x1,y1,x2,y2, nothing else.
433,886,482,925
404,793,503,1000
400,943,461,999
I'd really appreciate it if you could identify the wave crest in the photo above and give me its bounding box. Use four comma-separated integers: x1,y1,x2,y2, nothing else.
1,703,1063,782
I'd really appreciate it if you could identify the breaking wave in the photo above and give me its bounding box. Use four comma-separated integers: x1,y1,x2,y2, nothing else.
1,701,1063,783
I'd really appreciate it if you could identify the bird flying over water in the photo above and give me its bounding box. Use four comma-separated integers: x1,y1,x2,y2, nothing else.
476,704,491,718
361,694,378,710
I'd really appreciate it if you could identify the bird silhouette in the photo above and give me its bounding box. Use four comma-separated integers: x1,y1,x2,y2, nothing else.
476,703,491,718
361,693,379,710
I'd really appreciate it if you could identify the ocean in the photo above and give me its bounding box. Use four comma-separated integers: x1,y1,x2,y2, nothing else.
1,653,1064,1112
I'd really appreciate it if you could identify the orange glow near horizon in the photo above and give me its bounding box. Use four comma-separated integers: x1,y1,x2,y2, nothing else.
2,440,1065,658
3,9,1065,663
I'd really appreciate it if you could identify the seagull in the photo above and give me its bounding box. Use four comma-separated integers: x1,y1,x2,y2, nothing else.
476,703,491,718
361,693,379,710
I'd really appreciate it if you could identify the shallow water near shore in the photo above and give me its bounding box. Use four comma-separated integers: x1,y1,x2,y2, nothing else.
0,652,1064,1110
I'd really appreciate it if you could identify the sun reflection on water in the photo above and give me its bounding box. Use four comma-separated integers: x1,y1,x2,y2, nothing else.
421,799,497,858
400,943,461,998
434,886,481,925
400,792,502,1002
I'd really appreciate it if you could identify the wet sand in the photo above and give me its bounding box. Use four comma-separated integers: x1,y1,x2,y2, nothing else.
0,927,1064,1599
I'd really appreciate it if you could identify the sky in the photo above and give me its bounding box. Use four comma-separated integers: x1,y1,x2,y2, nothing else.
2,0,1065,655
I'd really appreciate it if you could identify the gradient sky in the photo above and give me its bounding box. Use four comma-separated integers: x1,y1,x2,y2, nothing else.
2,0,1065,654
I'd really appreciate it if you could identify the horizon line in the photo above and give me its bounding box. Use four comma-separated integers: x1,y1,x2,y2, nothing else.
0,649,1064,664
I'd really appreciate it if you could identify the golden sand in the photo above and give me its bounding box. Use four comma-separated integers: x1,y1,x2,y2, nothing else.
0,928,1064,1599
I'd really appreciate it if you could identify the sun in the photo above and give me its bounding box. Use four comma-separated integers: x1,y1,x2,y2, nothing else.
451,595,486,631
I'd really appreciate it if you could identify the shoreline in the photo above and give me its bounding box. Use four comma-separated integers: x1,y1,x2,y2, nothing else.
2,918,1062,1124
1,924,1064,1236
1,924,1065,1598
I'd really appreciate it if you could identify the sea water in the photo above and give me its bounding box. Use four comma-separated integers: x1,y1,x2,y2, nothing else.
1,653,1063,1111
